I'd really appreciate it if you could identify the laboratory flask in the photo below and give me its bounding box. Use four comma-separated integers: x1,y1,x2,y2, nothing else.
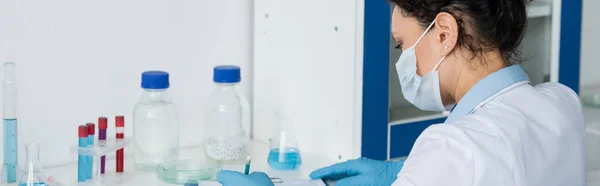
133,71,180,171
268,111,302,170
205,65,249,162
18,143,47,186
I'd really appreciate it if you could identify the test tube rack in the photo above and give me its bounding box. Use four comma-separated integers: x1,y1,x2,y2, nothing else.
70,138,130,186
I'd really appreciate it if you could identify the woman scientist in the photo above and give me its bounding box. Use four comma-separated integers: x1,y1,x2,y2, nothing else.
216,0,586,185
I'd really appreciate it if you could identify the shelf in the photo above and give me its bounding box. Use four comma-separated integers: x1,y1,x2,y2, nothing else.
528,2,552,18
389,101,596,127
389,107,449,126
389,100,597,127
42,141,337,186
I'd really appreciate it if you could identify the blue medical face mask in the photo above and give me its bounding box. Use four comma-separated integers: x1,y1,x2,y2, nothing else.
395,20,448,111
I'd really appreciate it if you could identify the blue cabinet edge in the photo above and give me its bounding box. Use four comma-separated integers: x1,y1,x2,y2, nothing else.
361,0,391,160
558,0,582,94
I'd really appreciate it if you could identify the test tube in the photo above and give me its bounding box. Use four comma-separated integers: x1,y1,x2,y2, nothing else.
98,117,107,174
115,116,124,173
86,123,95,180
78,125,88,182
3,62,18,183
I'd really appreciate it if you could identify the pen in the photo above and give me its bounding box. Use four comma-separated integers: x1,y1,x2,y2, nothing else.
244,156,251,175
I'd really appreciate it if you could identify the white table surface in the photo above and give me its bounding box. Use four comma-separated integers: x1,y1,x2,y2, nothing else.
12,105,600,185
38,140,338,186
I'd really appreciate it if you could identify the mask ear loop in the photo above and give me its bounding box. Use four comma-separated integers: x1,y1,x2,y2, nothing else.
416,20,446,71
432,55,447,71
421,19,447,71
414,20,437,46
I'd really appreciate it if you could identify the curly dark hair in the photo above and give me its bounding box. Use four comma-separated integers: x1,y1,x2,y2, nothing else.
391,0,531,64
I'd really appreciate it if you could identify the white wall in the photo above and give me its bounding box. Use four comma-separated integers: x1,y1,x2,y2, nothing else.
0,0,252,166
581,0,600,87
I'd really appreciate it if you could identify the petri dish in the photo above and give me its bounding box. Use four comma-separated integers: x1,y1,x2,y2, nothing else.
156,159,221,184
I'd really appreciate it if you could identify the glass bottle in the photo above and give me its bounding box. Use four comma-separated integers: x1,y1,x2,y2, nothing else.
268,110,302,170
19,143,47,186
133,71,180,171
204,65,248,162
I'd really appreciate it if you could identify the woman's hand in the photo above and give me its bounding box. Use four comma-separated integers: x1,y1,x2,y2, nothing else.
309,157,405,186
217,170,275,186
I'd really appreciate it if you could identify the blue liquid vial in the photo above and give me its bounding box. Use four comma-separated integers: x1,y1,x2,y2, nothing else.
3,62,18,183
3,119,18,183
267,148,302,170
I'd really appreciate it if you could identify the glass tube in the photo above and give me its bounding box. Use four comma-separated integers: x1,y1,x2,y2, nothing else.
3,62,18,183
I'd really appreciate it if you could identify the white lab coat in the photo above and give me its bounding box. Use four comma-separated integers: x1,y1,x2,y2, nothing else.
393,82,586,186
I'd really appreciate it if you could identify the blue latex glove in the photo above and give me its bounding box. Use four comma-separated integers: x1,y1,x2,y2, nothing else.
310,157,405,186
216,170,275,186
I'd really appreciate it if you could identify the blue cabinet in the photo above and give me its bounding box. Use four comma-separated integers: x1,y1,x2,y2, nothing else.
361,0,583,160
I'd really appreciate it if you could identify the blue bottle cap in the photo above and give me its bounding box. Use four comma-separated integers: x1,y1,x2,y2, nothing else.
213,65,241,83
141,71,170,89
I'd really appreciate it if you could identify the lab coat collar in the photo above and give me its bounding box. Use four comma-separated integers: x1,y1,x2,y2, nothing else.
445,65,530,123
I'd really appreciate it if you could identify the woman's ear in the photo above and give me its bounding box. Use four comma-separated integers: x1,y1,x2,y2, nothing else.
434,12,459,55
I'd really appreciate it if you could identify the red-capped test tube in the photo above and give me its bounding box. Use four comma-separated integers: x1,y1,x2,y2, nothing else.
85,123,95,179
98,117,107,174
115,116,124,173
77,126,88,182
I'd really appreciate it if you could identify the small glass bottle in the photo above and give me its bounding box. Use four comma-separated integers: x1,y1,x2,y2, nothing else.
19,143,47,186
133,71,179,171
268,111,302,170
204,66,248,162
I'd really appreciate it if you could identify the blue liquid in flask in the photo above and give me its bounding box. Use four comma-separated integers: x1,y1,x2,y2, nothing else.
267,148,302,170
4,118,18,183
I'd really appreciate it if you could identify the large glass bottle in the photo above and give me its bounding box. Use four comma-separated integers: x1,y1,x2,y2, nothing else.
19,143,47,186
133,71,179,171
